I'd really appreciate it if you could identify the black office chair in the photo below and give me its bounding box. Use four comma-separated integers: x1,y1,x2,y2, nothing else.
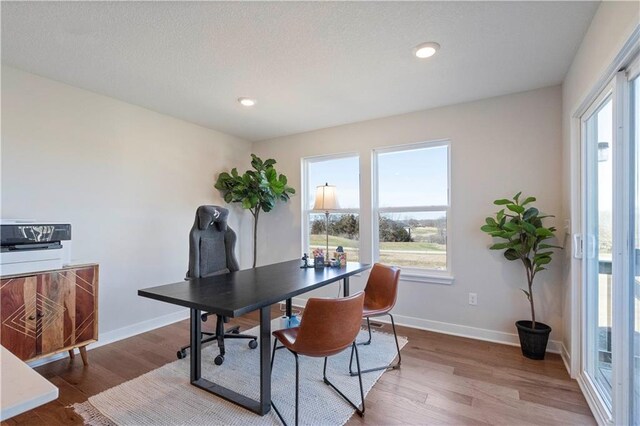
177,205,257,365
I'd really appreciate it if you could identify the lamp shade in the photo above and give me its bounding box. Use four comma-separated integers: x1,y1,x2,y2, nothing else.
313,183,340,211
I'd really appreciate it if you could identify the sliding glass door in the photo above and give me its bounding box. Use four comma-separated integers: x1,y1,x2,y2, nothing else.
581,57,639,424
583,91,614,409
631,70,640,425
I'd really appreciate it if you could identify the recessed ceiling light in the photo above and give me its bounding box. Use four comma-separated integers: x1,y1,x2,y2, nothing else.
238,97,256,107
413,42,440,59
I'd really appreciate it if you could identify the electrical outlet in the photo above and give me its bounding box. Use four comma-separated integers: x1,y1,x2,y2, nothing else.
469,293,477,306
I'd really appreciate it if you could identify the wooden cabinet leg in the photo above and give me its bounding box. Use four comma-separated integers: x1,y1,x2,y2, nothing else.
79,346,89,366
68,349,75,359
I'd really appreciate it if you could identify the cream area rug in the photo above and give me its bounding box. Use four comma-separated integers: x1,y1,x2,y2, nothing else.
73,325,407,425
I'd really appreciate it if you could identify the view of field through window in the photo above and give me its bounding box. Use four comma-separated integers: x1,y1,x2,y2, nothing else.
305,155,360,261
375,143,449,270
304,144,449,270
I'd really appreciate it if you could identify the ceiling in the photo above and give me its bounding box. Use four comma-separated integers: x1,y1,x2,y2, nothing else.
1,1,598,142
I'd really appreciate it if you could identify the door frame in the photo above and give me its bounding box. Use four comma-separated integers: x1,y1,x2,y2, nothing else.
570,27,640,426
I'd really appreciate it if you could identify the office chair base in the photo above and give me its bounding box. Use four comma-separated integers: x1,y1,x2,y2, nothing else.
177,328,258,361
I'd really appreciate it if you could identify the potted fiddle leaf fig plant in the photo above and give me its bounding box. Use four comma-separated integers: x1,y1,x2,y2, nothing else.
480,192,561,360
215,154,295,268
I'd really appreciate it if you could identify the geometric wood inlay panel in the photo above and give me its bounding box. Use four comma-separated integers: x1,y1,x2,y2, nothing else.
1,294,67,339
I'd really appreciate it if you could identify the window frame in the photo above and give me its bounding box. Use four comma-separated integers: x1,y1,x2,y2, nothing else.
372,139,453,284
301,152,361,261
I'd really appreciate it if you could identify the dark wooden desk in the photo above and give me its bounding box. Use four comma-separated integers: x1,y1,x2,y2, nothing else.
138,260,370,416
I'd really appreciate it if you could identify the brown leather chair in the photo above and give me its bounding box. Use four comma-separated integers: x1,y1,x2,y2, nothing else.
270,292,366,426
349,263,401,376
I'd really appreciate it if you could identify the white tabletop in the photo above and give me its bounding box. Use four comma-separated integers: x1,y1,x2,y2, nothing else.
0,346,58,421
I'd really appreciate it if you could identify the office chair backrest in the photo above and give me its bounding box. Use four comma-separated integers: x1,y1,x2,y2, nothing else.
187,205,240,279
292,292,365,357
363,263,401,313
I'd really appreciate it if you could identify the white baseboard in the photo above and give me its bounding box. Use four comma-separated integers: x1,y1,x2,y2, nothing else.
28,309,190,368
29,298,566,368
560,342,572,377
291,297,563,354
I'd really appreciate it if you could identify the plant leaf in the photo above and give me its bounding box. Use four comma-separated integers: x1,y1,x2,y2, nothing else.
522,221,537,235
480,224,498,233
513,192,522,203
535,228,554,238
506,204,525,214
538,243,562,249
490,243,510,250
494,199,512,205
504,249,519,261
523,207,539,221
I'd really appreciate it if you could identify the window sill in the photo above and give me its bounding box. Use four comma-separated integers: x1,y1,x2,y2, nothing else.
400,272,454,285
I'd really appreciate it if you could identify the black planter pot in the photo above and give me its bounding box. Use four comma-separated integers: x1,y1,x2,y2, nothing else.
515,320,552,360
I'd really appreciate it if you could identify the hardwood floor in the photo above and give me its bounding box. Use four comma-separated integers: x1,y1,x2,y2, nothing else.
3,307,594,425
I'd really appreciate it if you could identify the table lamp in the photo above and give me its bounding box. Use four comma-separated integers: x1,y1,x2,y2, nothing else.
313,183,339,265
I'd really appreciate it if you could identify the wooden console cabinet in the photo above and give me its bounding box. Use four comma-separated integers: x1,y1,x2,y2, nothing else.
1,264,98,365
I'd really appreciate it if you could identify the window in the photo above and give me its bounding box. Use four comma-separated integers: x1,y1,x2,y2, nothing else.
373,140,450,276
302,154,360,262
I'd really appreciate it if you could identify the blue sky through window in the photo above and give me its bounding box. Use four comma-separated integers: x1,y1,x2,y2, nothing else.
378,145,448,208
307,156,359,209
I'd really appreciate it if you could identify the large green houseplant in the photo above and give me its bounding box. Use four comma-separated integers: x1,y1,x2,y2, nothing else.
215,154,295,268
480,192,561,359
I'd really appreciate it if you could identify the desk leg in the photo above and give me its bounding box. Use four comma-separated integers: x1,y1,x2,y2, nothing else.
285,298,292,317
259,306,272,414
344,276,350,297
189,306,270,415
190,308,201,382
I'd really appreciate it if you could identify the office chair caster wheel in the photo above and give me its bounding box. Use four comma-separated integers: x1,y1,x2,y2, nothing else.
248,339,258,349
230,328,240,334
177,349,187,359
214,355,224,365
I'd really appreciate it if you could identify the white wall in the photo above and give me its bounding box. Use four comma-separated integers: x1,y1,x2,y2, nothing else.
561,1,639,373
253,85,565,348
1,66,253,338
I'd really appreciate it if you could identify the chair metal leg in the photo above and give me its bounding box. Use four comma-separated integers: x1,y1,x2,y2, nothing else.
324,343,365,416
390,314,402,366
349,313,401,376
349,316,371,373
357,317,372,345
270,340,287,426
270,338,278,372
294,353,300,426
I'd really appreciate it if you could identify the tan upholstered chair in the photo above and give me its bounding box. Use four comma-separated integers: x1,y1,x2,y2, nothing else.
270,292,366,426
349,263,402,376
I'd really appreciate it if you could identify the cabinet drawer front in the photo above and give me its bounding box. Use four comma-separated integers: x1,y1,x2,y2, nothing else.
37,271,76,354
1,276,37,360
70,266,98,343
